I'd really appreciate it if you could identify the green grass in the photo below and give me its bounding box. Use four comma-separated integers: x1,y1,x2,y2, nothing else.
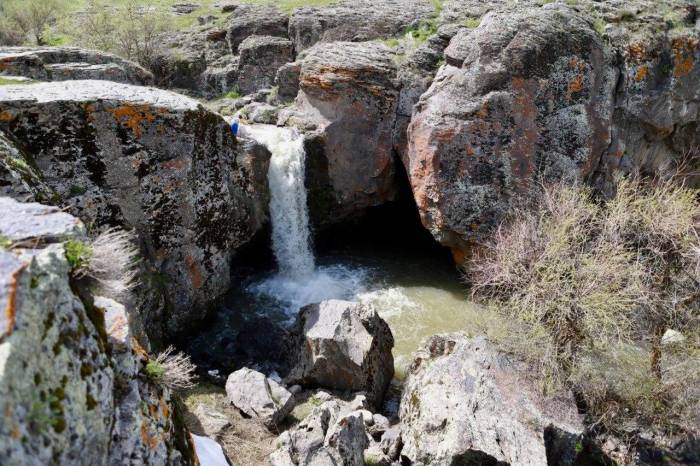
0,77,34,86
64,240,92,270
239,0,339,14
0,235,12,250
219,90,241,100
463,17,481,28
145,360,166,381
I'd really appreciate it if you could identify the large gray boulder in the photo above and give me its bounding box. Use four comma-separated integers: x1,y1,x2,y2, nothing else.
400,334,585,466
0,47,153,85
225,368,295,429
281,41,401,225
285,300,394,407
226,4,289,52
0,198,196,466
236,35,295,95
288,0,435,51
0,81,270,339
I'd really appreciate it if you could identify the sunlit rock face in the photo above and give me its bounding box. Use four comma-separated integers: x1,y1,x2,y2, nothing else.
0,197,195,466
0,81,270,339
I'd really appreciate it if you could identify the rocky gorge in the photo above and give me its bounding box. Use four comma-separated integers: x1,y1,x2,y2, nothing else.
1,0,699,465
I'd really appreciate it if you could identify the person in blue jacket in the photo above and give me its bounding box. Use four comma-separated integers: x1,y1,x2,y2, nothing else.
230,117,239,137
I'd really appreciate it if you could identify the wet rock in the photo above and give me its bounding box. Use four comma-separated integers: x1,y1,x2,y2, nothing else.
225,367,295,429
404,5,617,257
400,334,585,465
286,300,394,407
0,80,270,339
288,0,435,51
237,35,295,95
281,41,401,225
226,5,289,52
0,47,153,85
0,199,195,466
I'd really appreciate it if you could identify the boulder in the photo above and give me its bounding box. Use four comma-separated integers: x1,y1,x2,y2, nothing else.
0,80,270,339
0,47,153,85
225,368,295,429
226,5,289,52
0,198,196,466
288,0,435,51
275,62,301,101
285,300,394,407
281,41,401,225
404,5,618,258
270,400,369,466
236,35,295,95
192,405,231,439
399,334,585,465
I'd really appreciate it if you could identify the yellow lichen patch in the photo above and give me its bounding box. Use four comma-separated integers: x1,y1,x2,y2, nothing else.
0,111,15,123
108,105,164,138
634,65,649,82
672,37,697,78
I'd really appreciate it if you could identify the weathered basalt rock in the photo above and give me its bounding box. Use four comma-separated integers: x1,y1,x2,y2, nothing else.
236,35,295,95
400,334,585,466
0,47,153,85
225,367,295,429
0,81,270,339
226,5,289,52
285,300,394,407
0,197,195,466
281,42,401,225
288,0,435,51
270,399,370,466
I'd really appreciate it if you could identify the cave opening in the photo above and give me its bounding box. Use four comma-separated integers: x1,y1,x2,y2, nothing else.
182,153,470,383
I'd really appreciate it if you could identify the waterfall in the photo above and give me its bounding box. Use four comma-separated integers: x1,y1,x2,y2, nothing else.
242,125,315,277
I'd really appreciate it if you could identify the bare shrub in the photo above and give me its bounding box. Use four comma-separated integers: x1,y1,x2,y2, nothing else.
468,177,700,435
146,346,197,390
88,228,140,298
0,0,66,46
74,0,173,69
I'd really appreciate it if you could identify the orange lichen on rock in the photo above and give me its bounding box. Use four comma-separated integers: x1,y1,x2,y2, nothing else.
2,264,25,339
567,74,584,99
140,423,161,450
108,105,165,138
627,42,647,61
672,37,697,78
634,64,649,81
0,111,15,122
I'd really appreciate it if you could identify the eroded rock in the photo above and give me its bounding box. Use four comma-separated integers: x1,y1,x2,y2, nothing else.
0,80,270,339
0,47,153,85
237,35,295,95
285,300,394,407
225,367,295,429
400,334,585,465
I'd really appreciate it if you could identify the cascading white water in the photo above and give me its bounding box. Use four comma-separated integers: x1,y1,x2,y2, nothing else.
243,124,365,313
242,125,315,277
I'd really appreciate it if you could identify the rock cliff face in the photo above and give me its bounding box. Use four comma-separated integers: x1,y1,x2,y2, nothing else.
0,197,195,466
0,47,153,85
402,0,699,258
0,81,270,339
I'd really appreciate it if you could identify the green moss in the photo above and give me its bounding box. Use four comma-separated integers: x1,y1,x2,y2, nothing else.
145,360,166,381
593,16,606,35
0,235,12,250
463,17,481,28
218,90,241,100
68,184,87,198
64,240,92,270
0,77,34,86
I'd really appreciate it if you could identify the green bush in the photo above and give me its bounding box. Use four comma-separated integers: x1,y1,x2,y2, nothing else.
64,240,93,271
0,0,67,46
468,177,700,435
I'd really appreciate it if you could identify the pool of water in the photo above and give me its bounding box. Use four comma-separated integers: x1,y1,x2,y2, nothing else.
185,247,486,380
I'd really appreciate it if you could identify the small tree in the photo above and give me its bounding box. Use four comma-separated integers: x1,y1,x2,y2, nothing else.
75,0,173,69
1,0,66,46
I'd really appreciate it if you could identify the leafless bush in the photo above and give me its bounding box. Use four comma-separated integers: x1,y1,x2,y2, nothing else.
146,346,198,391
88,228,140,298
74,0,173,69
468,176,700,434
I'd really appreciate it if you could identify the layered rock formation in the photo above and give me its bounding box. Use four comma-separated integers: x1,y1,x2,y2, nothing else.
0,47,153,85
0,197,195,465
0,81,270,339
